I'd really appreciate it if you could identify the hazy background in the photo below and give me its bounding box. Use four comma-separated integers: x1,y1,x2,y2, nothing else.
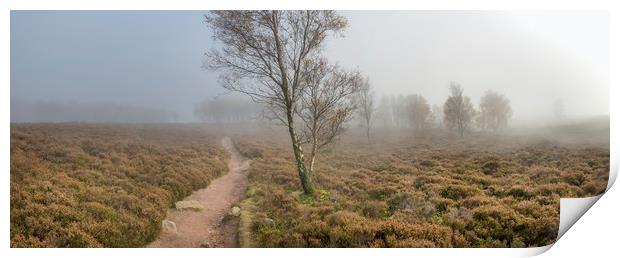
10,11,608,124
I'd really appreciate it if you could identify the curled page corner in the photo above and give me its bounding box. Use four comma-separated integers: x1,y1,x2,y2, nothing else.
557,195,603,240
551,156,616,247
497,244,553,257
607,151,618,191
523,244,553,257
550,147,617,251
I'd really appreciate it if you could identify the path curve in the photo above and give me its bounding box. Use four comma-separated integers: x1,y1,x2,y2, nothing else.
148,137,249,247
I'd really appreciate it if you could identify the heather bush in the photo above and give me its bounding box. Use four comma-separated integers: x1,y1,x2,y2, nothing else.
361,201,389,218
234,129,608,248
10,124,229,247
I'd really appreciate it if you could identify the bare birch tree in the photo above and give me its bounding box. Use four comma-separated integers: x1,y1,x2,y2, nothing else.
204,11,347,194
443,82,476,138
406,94,431,130
297,59,362,173
356,78,375,140
477,90,512,132
429,104,443,129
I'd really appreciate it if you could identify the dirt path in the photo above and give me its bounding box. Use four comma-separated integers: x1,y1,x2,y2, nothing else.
148,137,250,248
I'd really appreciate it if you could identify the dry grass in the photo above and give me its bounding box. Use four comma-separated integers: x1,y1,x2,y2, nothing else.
10,121,608,248
10,123,229,247
234,126,608,248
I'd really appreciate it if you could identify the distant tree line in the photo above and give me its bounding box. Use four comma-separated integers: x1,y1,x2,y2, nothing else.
11,98,179,123
193,97,262,123
368,82,513,138
374,95,442,130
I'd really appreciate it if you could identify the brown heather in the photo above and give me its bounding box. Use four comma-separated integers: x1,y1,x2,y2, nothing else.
10,123,609,248
10,124,228,247
234,128,608,248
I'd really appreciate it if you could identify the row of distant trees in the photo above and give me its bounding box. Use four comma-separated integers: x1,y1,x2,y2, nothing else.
363,82,512,138
444,82,512,137
193,97,262,123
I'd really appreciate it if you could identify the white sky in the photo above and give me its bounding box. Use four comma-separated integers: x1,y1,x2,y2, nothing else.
326,11,609,124
11,11,609,123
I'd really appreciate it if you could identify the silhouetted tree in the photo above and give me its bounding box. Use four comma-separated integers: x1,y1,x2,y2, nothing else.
429,104,443,129
356,78,375,140
406,94,431,130
392,95,408,128
375,95,395,128
477,90,512,132
193,97,260,123
443,82,476,138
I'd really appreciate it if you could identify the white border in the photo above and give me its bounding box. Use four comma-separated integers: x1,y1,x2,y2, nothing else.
2,1,617,258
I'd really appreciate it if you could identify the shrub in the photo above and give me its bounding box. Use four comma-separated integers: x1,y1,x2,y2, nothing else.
440,184,481,200
506,185,534,200
361,201,389,218
10,124,229,247
481,161,499,175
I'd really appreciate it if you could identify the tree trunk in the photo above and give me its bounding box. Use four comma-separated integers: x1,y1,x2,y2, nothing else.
286,108,315,195
272,17,314,195
309,142,317,174
309,120,318,173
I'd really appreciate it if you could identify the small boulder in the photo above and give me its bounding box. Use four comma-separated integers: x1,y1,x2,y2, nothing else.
161,220,177,234
175,200,204,211
230,206,241,217
261,218,275,226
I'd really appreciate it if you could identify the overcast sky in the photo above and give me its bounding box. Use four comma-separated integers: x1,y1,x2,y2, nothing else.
11,11,608,123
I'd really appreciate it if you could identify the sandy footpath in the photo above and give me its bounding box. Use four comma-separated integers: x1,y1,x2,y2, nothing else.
147,137,250,248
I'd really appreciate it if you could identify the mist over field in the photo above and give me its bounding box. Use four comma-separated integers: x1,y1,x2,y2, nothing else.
9,10,610,248
10,11,608,126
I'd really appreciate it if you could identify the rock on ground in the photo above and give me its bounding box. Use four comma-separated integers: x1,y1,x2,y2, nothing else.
231,206,241,217
162,220,177,234
175,200,204,212
261,218,275,226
